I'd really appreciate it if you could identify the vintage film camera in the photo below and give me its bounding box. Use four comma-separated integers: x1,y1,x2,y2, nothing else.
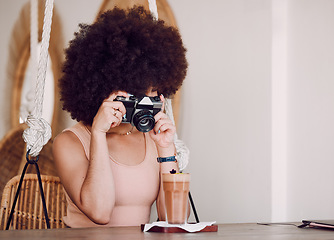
115,95,163,132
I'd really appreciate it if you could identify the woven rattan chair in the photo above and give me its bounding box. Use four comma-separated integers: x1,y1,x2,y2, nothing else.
0,124,27,196
0,174,67,230
0,123,58,197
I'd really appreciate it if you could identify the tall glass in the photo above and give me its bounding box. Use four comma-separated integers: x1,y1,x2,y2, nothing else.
162,173,190,224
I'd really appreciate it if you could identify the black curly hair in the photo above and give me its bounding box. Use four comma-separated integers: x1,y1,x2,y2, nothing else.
59,6,188,126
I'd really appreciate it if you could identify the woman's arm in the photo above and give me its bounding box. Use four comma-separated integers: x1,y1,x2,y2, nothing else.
53,130,115,224
53,92,127,225
149,108,180,220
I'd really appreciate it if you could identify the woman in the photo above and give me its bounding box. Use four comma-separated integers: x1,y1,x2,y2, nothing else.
53,6,188,227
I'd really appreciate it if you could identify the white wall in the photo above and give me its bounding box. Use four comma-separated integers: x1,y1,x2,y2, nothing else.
169,0,272,223
1,0,334,224
286,0,334,221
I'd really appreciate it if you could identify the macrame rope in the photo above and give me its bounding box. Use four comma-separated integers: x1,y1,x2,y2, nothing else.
148,0,158,20
23,0,54,157
34,0,54,119
148,0,189,170
164,99,189,171
30,0,38,105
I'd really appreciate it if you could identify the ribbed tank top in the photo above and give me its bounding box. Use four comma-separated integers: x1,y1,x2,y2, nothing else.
62,123,160,227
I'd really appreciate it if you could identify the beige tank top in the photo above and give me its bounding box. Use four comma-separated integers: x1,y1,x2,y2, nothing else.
62,123,160,227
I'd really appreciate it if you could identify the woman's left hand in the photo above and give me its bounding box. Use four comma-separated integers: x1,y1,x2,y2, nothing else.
149,95,176,150
149,111,176,149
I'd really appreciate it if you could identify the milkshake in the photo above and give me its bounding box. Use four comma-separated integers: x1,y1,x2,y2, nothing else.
162,173,190,224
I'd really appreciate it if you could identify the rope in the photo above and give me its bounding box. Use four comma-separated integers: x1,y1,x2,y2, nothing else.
147,0,189,170
148,0,158,20
23,0,54,157
164,98,189,171
30,0,38,110
34,0,54,119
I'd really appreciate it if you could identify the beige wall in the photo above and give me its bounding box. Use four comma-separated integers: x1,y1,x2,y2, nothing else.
1,0,334,224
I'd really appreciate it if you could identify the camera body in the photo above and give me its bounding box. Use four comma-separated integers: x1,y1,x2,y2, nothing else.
115,95,163,132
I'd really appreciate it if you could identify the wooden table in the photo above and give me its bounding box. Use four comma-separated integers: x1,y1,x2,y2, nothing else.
0,223,333,240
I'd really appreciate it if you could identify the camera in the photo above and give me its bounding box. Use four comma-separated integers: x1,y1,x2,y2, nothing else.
115,95,163,132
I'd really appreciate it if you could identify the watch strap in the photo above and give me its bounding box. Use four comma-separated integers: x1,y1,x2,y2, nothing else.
157,156,176,163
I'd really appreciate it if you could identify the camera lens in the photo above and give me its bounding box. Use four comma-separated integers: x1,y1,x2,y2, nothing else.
139,118,150,126
116,96,125,100
133,110,155,132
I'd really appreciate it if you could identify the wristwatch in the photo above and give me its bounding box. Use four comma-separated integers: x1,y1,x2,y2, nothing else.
157,155,177,163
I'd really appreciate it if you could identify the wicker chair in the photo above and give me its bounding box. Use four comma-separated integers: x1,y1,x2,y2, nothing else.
0,123,58,197
0,174,67,230
0,124,27,196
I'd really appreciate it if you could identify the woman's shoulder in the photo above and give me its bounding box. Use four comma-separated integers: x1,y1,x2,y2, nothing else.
55,122,89,143
62,122,87,133
54,123,87,151
53,129,82,154
53,122,90,160
53,127,88,166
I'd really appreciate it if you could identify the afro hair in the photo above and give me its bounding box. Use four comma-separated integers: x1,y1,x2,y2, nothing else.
59,6,188,126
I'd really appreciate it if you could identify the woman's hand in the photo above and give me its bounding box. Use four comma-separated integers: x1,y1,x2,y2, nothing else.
92,91,128,134
149,95,176,153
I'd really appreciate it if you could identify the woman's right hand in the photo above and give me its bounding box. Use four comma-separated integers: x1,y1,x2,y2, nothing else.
91,91,128,133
